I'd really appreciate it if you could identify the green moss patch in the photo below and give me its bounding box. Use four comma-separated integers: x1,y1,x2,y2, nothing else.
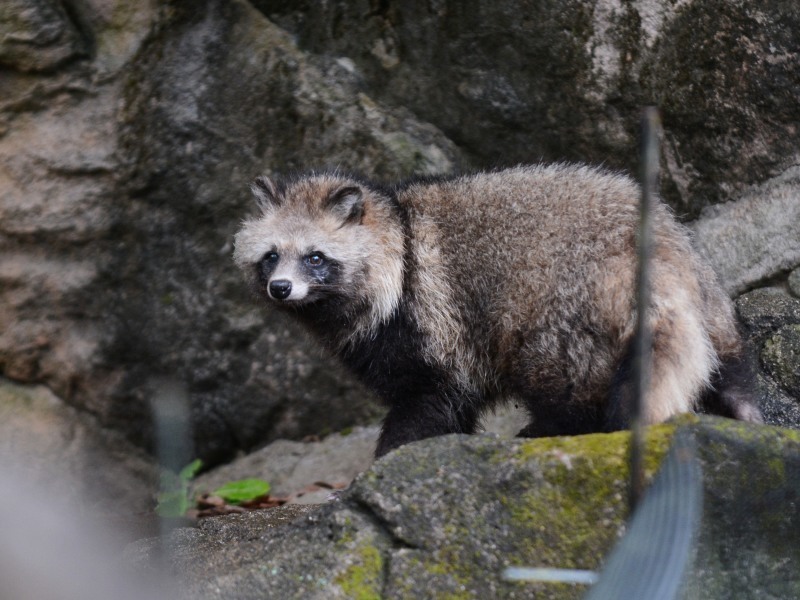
335,543,383,599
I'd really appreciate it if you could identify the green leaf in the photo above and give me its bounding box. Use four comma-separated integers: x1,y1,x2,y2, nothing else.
179,458,204,481
155,459,203,517
213,478,271,504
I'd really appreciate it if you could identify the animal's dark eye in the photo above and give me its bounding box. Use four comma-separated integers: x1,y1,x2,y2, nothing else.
305,252,325,267
264,251,279,263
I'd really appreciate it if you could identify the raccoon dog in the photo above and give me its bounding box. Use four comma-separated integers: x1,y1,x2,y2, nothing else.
234,165,762,457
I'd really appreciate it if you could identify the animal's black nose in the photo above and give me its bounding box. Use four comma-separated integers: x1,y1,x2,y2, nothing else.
269,279,292,300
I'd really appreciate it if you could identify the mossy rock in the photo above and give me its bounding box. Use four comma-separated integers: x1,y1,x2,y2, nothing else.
348,421,676,599
127,417,800,599
682,420,800,599
761,325,800,398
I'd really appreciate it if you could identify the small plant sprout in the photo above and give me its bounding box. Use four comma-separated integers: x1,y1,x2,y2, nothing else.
156,458,203,518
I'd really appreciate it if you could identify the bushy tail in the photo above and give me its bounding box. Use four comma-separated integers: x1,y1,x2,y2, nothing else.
605,305,764,429
700,350,764,423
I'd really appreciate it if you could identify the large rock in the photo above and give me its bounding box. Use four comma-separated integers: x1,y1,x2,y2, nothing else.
762,325,800,398
126,417,800,599
681,421,800,599
265,0,800,217
129,424,677,599
736,289,800,429
789,267,800,298
192,425,380,504
737,288,800,341
0,378,159,539
0,0,167,452
0,0,86,71
690,167,800,295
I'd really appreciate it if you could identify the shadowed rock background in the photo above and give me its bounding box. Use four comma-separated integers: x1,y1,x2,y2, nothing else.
1,0,798,490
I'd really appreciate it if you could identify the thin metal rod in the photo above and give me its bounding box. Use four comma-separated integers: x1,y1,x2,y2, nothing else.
503,568,599,585
630,107,662,511
586,431,702,599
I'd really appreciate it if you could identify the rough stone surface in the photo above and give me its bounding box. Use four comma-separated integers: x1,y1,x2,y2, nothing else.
191,405,527,504
789,267,800,298
126,417,800,599
266,0,800,217
682,421,800,600
690,166,800,295
736,289,800,343
0,377,159,538
761,325,800,398
192,426,380,503
755,373,800,434
0,0,87,72
131,425,677,599
129,505,386,600
735,290,800,428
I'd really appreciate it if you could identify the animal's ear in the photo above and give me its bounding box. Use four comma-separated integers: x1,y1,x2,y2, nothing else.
251,176,280,211
327,186,364,224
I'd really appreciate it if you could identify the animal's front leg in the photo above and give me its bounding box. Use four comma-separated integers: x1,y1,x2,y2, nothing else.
375,394,479,458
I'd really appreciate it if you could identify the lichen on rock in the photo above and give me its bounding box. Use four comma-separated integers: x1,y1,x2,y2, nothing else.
762,325,800,398
125,417,800,599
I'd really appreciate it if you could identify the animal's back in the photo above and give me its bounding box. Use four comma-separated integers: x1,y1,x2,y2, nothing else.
396,164,755,428
398,166,646,400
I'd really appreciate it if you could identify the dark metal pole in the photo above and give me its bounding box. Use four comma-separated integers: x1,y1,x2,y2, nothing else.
630,107,662,511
